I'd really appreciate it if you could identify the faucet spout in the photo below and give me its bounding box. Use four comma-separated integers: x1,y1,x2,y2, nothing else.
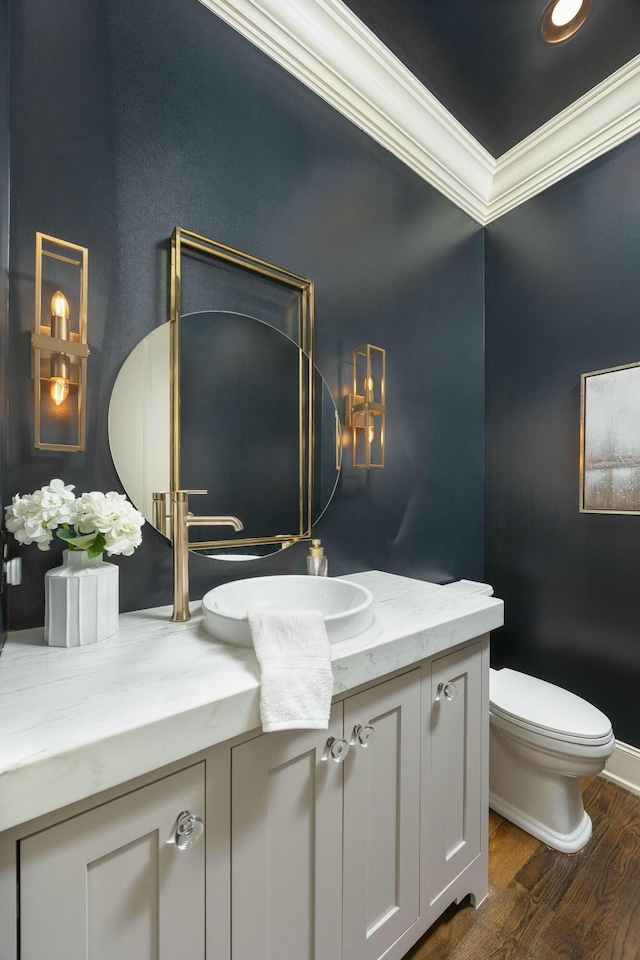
168,490,243,623
186,515,244,532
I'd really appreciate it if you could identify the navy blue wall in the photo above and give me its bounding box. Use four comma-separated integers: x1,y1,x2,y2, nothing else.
7,0,485,630
486,134,640,746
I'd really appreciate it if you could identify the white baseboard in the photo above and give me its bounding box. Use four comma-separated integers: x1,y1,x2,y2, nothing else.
601,740,640,797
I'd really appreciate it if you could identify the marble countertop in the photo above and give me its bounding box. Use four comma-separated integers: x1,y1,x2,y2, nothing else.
0,571,503,832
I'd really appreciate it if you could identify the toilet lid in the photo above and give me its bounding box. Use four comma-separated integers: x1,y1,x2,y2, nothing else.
490,668,613,741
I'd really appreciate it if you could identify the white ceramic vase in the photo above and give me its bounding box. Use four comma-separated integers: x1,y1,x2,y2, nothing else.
45,549,119,647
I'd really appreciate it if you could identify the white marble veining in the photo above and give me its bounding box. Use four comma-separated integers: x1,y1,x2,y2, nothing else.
0,571,503,832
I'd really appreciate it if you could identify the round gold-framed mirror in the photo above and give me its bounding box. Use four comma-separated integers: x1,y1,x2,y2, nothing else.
108,310,341,560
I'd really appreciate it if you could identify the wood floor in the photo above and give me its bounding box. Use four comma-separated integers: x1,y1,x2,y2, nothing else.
404,777,640,960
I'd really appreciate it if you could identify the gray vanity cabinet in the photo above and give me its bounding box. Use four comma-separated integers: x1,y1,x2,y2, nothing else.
230,715,345,960
9,636,489,960
230,669,422,960
342,669,421,960
423,641,487,916
18,763,206,960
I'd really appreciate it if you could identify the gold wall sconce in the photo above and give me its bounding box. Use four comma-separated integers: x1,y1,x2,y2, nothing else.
32,232,89,451
344,343,386,468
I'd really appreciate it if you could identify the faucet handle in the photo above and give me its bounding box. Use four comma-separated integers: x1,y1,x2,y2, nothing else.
171,489,208,501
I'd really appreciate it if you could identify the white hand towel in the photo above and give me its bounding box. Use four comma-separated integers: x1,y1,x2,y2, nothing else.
248,609,333,733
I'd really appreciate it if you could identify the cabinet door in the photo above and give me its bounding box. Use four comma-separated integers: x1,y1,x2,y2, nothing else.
427,642,483,906
19,763,205,960
343,670,421,960
231,717,344,960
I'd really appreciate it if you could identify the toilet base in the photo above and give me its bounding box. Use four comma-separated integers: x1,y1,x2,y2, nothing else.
489,725,600,853
489,792,592,854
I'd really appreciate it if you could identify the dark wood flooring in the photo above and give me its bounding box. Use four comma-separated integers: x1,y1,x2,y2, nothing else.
405,777,640,960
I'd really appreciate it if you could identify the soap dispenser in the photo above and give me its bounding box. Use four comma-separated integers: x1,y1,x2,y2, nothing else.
306,539,328,577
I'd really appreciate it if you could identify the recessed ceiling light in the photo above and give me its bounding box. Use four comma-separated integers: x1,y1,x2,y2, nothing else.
539,0,592,43
551,0,584,25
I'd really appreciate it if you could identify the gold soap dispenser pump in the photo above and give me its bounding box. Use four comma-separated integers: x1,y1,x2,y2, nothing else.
306,539,328,577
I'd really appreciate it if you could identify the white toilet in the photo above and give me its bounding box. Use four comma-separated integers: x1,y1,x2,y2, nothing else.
448,579,616,853
489,666,614,852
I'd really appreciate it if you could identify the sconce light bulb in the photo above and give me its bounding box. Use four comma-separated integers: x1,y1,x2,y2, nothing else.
50,376,69,407
50,291,70,320
367,424,375,445
364,375,375,400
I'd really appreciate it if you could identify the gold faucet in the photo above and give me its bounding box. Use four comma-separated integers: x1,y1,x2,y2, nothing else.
168,490,243,622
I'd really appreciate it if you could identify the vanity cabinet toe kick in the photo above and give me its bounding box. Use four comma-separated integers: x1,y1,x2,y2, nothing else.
0,572,502,960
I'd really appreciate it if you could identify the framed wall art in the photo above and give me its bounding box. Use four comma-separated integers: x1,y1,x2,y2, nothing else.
580,360,640,514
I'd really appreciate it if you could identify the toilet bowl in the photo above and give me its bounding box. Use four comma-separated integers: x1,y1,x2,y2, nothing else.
447,579,615,853
489,667,614,852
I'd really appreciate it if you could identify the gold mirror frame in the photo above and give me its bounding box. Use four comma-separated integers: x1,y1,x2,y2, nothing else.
170,227,314,551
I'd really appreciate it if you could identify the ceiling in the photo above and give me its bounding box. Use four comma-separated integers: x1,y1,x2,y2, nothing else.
341,0,640,157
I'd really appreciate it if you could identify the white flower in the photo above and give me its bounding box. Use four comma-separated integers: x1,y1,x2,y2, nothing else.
4,479,77,551
4,480,144,556
74,491,145,556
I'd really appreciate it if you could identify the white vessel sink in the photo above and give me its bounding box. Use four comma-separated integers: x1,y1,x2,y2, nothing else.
201,575,374,646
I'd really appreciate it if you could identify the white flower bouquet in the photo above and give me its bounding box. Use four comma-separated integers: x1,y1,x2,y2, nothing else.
5,479,145,559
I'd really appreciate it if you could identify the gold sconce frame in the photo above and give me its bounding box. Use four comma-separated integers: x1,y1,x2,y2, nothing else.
32,232,89,451
170,226,315,551
345,343,386,469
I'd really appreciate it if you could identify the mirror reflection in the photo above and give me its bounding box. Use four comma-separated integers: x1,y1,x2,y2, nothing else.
108,311,341,559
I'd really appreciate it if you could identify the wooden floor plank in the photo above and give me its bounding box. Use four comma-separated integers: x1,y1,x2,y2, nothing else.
516,777,631,910
403,901,479,960
489,808,505,836
402,778,640,960
488,819,541,897
515,841,593,915
447,880,555,960
584,776,640,827
533,799,640,960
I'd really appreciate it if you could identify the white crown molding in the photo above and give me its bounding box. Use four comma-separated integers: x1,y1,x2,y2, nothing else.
197,0,494,223
487,54,640,223
197,0,640,225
